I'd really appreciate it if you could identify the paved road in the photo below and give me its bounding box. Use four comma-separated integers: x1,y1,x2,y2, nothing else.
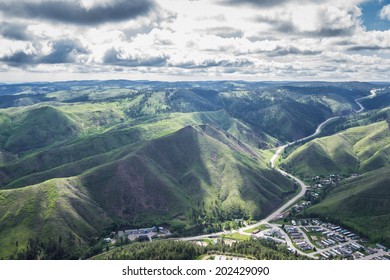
355,89,377,113
175,88,380,257
359,250,387,260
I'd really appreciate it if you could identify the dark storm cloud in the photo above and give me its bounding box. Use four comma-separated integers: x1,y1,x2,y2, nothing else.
0,22,31,41
0,39,88,66
0,0,155,25
103,48,168,67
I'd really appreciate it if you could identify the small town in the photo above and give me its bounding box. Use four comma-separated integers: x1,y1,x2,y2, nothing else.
251,218,389,260
102,218,389,261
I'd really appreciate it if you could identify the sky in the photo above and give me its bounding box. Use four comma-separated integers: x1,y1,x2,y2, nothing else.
0,0,389,82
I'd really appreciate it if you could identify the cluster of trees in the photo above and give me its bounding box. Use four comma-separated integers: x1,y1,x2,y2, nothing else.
8,235,105,260
102,241,203,260
100,239,308,260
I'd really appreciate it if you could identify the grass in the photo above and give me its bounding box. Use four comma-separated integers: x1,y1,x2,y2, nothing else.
307,166,390,246
243,224,268,233
281,119,390,246
281,121,389,178
304,232,324,249
222,233,250,241
0,178,113,259
0,119,296,258
0,81,379,259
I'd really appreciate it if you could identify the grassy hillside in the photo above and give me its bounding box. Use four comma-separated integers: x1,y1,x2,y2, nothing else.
2,106,80,154
281,115,390,246
81,125,294,226
0,178,112,259
0,80,384,259
0,81,372,143
0,121,294,259
0,109,276,189
307,166,390,246
281,121,390,178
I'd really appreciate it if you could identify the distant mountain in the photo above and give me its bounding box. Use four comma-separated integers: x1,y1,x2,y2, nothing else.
0,80,375,141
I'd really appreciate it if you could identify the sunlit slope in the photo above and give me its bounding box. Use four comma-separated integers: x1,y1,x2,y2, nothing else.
0,178,112,259
0,107,276,188
81,125,294,224
0,123,294,259
0,106,80,153
307,166,390,245
282,121,390,178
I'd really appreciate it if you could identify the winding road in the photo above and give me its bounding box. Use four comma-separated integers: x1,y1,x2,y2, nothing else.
177,89,379,253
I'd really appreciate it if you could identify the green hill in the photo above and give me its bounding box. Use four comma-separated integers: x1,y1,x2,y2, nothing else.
280,117,390,245
307,166,390,246
0,178,112,259
0,109,276,189
0,80,384,259
0,123,294,259
281,121,390,178
1,106,80,154
82,125,294,224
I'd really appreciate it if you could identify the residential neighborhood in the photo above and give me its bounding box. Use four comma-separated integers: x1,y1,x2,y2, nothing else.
250,218,390,260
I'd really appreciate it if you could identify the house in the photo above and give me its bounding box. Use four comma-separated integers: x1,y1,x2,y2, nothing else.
376,244,387,250
320,253,329,259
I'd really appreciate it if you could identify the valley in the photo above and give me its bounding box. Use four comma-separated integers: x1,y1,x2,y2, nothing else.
0,80,389,260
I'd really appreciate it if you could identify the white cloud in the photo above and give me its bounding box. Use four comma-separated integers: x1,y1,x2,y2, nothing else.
0,0,389,81
379,4,390,21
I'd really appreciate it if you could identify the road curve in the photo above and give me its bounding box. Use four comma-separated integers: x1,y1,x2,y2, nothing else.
355,89,377,113
266,88,378,221
176,89,378,248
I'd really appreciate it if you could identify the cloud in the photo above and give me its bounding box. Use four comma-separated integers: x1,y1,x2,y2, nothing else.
219,0,292,8
0,0,155,25
253,4,361,37
103,48,168,67
198,27,244,38
0,39,88,66
0,51,34,66
40,39,89,64
0,22,31,41
167,54,255,69
218,0,326,8
379,4,390,21
0,0,388,82
269,46,321,56
345,30,390,51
